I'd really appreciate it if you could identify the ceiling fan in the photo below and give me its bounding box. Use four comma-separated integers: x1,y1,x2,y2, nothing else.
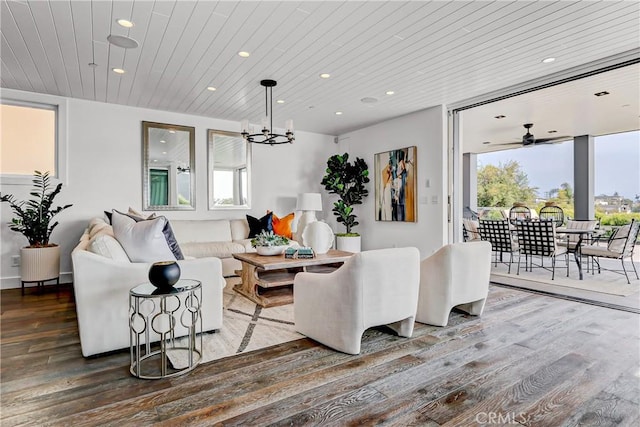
497,123,571,147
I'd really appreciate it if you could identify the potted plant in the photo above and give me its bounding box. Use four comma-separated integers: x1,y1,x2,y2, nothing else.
251,230,290,256
321,153,369,252
1,171,72,293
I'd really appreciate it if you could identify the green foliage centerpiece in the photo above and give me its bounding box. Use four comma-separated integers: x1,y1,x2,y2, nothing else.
251,230,290,256
321,153,370,236
251,230,290,248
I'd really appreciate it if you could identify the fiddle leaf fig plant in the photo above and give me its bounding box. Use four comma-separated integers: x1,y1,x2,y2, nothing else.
0,171,72,247
321,153,369,235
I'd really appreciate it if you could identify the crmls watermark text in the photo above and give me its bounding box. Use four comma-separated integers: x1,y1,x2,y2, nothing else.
475,411,529,424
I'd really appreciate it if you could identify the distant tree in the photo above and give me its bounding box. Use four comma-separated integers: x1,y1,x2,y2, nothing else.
477,161,538,207
539,182,575,217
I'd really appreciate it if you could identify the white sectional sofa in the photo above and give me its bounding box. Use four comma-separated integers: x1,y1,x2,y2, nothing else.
71,215,297,357
170,218,256,277
71,217,231,357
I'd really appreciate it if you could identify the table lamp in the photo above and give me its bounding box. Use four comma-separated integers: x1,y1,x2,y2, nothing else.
296,193,322,241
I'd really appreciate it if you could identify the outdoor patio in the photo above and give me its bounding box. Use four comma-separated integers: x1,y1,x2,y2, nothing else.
489,247,640,312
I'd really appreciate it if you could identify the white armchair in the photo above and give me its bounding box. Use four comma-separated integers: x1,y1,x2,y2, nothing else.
417,241,492,326
293,247,420,355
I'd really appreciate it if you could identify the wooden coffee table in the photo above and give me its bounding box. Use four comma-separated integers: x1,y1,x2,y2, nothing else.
233,249,354,307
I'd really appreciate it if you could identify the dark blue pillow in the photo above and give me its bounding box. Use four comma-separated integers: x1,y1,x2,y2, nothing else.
246,212,273,238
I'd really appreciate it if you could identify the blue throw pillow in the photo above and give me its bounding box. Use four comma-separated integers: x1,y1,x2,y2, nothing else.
246,212,273,238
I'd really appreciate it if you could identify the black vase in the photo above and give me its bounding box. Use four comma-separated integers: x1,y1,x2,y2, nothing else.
148,261,181,290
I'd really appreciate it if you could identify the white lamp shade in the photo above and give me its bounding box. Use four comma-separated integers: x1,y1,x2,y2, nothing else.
296,193,322,211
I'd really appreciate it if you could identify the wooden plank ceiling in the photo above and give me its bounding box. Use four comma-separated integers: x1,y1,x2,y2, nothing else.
1,0,639,137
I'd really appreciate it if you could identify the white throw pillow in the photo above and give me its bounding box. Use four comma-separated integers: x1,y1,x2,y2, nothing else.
88,234,130,262
112,212,177,263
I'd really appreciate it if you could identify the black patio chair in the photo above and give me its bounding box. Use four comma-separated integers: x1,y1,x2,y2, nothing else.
479,219,519,273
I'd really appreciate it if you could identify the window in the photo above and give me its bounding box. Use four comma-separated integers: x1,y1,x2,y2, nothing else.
1,91,67,185
1,102,56,175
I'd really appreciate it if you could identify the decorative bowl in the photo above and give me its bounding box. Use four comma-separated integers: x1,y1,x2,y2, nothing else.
148,261,181,289
256,245,287,256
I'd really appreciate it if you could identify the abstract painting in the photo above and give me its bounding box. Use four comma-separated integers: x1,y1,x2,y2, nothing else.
374,146,417,222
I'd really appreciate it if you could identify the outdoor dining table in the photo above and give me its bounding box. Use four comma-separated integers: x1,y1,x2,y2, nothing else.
556,227,605,280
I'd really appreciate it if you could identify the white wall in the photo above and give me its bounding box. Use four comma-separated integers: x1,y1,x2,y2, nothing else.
336,106,448,258
1,89,336,288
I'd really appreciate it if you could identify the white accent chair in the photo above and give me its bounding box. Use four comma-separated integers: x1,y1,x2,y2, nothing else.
416,241,492,327
293,247,421,355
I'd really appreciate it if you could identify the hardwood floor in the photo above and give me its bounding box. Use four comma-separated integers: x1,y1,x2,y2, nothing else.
1,284,639,426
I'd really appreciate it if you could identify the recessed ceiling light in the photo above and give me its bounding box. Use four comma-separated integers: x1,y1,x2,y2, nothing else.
594,91,610,97
112,68,125,74
107,34,139,49
206,86,216,91
276,99,285,104
160,140,166,143
319,73,331,79
542,57,556,63
482,141,491,145
153,159,158,162
335,111,343,115
116,19,134,28
169,130,176,134
386,91,395,95
494,115,506,119
162,151,167,155
238,51,250,58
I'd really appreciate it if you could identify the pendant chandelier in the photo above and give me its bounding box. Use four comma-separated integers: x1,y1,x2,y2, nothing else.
241,79,294,145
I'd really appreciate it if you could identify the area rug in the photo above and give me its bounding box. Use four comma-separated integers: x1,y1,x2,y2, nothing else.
168,278,303,369
489,258,638,296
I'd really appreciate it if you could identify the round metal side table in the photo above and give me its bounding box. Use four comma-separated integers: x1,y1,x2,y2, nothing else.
129,279,202,379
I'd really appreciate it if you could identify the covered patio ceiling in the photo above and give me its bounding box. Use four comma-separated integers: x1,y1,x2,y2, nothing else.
461,62,640,155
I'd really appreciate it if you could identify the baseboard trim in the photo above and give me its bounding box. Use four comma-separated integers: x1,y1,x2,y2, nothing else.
1,272,73,290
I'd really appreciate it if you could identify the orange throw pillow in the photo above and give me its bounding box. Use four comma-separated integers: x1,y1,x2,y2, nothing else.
272,212,295,239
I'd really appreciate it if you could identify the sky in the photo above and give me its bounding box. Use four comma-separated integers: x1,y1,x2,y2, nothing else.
478,130,640,200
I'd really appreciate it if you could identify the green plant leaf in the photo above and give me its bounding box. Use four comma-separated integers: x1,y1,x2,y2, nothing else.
0,171,72,246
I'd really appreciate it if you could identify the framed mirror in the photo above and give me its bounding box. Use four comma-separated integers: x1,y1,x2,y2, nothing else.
142,121,195,210
208,129,251,209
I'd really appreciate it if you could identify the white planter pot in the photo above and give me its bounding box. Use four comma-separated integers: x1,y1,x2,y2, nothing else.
336,235,361,253
20,245,60,282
